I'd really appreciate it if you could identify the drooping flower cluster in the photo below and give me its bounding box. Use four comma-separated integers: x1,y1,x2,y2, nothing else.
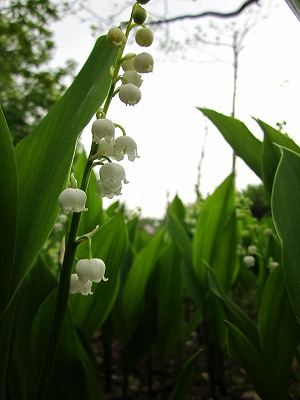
57,0,153,297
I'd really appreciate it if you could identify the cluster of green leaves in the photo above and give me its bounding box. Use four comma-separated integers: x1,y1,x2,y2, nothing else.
0,0,76,145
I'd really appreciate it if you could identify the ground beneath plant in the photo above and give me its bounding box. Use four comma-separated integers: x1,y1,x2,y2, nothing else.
92,330,300,400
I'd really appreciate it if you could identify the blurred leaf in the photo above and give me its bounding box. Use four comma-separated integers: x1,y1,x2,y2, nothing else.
272,147,300,325
193,174,238,290
258,266,300,383
69,213,128,336
154,242,184,362
0,107,18,316
207,266,260,351
198,108,262,178
256,119,300,201
9,36,117,311
168,350,202,400
168,195,186,222
226,322,293,400
122,229,165,336
0,107,18,397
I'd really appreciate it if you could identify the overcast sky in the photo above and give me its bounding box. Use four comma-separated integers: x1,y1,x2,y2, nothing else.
51,0,300,218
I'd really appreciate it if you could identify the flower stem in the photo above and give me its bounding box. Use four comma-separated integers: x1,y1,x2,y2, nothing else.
34,159,93,400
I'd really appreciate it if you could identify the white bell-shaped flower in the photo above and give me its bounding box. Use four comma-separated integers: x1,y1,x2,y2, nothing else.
121,53,136,71
97,162,128,198
106,27,126,47
97,139,115,157
75,258,108,283
69,273,93,295
92,119,115,143
114,136,139,161
243,255,255,268
133,52,154,73
58,188,87,214
122,71,143,87
119,83,141,106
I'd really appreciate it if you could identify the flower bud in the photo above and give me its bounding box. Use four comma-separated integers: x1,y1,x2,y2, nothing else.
137,0,150,4
92,118,115,143
75,258,108,283
247,245,257,255
114,136,139,161
107,27,126,47
58,188,87,214
119,83,141,106
122,70,143,87
133,5,147,25
133,52,154,73
121,53,136,71
135,27,154,47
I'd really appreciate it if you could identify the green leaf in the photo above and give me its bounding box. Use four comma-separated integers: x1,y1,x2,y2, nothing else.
10,36,118,310
207,266,260,351
226,322,292,400
0,107,18,397
198,108,262,179
284,0,300,20
272,147,300,325
31,290,102,400
0,107,18,316
256,119,300,201
258,266,300,383
122,229,165,336
154,242,184,362
193,174,238,290
168,350,202,400
69,213,128,336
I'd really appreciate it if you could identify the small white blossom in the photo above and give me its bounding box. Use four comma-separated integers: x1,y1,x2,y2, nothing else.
243,255,255,268
75,258,108,283
69,273,93,295
121,53,136,71
92,119,115,143
97,139,115,157
97,163,128,199
119,83,141,106
58,188,87,214
122,71,143,87
114,136,139,161
133,52,154,73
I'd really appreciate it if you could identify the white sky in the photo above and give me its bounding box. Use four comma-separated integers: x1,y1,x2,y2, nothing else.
51,0,300,218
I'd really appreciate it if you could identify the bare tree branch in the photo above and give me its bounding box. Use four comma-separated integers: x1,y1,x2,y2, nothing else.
148,0,260,25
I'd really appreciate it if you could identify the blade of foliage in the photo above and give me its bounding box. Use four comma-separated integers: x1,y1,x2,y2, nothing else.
226,322,293,400
207,266,260,350
11,36,118,310
0,107,18,397
0,107,18,316
154,242,184,362
31,290,102,400
167,212,203,310
198,108,262,178
272,147,300,325
284,0,300,20
7,257,57,400
256,119,300,201
69,213,128,337
193,174,238,290
258,266,300,383
122,229,165,337
168,350,202,400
